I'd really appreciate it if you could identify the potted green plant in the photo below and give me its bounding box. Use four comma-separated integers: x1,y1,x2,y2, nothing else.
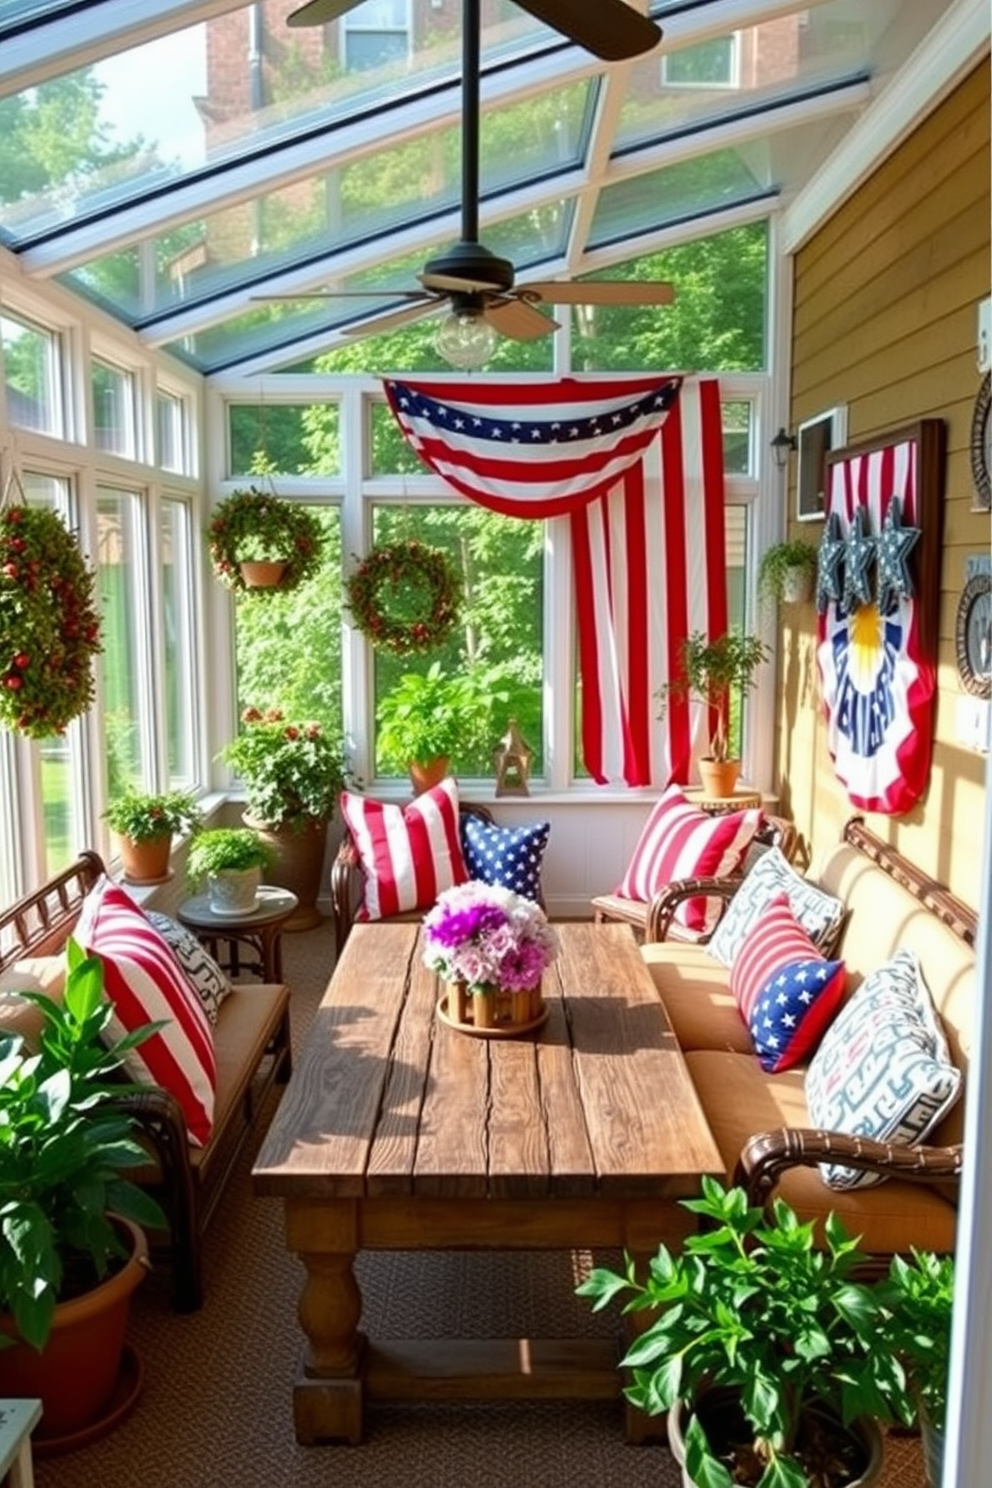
578,1178,904,1488
376,662,488,792
221,708,345,930
0,938,167,1443
104,788,203,885
655,630,770,797
877,1249,954,1488
758,539,820,607
186,826,275,915
206,486,325,594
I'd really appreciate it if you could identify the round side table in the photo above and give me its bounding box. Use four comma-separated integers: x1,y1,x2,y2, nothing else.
177,885,298,983
684,785,764,815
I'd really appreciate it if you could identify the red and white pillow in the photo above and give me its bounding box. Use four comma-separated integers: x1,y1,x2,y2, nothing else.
340,775,468,922
616,785,762,934
75,877,216,1146
730,893,846,1073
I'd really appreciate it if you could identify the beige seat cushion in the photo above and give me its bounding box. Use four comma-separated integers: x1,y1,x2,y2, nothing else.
0,956,66,1046
191,981,288,1170
685,1049,958,1255
640,941,752,1053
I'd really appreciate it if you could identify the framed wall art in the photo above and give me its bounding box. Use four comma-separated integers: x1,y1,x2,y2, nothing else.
796,405,848,522
816,419,945,815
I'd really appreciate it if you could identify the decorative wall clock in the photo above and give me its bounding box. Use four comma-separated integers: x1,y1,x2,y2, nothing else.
970,371,991,511
955,572,992,698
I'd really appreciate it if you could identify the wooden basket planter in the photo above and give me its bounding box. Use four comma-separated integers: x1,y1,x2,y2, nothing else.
438,981,548,1038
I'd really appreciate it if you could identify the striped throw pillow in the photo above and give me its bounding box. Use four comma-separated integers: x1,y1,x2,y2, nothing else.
730,893,846,1072
616,785,762,934
76,877,216,1147
340,775,468,922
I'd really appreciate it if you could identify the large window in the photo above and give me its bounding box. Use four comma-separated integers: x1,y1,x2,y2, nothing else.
1,311,63,436
92,358,137,457
96,487,150,797
161,497,198,785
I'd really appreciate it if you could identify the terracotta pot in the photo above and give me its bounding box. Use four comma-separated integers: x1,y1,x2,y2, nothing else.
667,1391,884,1487
115,832,172,885
244,813,328,930
239,559,286,588
696,757,741,798
0,1216,149,1442
408,756,450,795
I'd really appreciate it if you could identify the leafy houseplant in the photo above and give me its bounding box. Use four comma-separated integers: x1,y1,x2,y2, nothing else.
104,789,204,885
656,629,769,791
221,708,344,830
376,662,488,785
578,1178,905,1488
758,539,820,607
186,826,274,885
104,789,203,844
0,938,166,1435
222,708,345,930
877,1250,954,1487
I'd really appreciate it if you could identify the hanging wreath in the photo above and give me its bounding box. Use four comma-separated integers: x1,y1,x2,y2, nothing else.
207,486,325,595
345,539,463,656
0,505,102,738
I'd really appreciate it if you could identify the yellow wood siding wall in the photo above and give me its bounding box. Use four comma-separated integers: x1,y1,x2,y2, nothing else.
779,59,990,907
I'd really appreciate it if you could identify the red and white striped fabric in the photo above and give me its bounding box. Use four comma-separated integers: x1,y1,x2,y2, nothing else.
340,775,468,921
75,877,216,1147
617,785,761,934
383,375,727,788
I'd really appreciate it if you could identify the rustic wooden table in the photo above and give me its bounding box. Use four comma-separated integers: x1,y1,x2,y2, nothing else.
253,921,722,1445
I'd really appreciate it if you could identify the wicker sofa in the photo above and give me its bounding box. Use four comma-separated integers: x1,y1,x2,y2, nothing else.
0,851,292,1312
639,818,973,1260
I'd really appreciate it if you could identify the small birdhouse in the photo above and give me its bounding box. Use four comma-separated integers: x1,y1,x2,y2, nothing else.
493,718,533,797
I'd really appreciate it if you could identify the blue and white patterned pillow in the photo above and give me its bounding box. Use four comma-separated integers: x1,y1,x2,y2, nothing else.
706,847,846,968
804,948,962,1190
460,817,550,904
145,911,231,1025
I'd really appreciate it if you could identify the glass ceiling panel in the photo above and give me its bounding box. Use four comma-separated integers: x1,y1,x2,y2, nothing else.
0,0,557,244
615,2,880,153
56,79,591,322
0,0,84,30
589,149,772,248
153,199,572,371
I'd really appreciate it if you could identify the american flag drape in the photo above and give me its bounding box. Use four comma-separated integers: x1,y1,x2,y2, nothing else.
383,375,727,788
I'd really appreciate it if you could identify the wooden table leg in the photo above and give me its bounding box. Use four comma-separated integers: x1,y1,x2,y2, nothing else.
286,1204,366,1445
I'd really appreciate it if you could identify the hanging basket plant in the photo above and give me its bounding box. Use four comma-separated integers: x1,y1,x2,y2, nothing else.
0,504,102,738
207,486,325,595
345,538,463,657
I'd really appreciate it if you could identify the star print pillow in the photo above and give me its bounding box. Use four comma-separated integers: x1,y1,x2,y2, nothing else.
729,894,846,1073
460,816,550,905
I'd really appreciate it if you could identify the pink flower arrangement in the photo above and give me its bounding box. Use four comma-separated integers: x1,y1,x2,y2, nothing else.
422,883,559,995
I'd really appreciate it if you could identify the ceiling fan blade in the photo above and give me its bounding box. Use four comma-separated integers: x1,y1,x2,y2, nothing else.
286,0,367,28
418,268,507,294
252,288,433,304
514,0,661,61
340,300,442,338
484,297,558,341
521,280,675,306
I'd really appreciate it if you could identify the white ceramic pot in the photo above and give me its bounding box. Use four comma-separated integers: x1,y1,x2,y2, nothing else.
207,866,261,915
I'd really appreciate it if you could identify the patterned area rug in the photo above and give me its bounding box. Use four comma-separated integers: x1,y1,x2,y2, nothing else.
33,919,929,1488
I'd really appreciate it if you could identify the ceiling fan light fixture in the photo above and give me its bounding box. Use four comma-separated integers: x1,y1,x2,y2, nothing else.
434,309,498,371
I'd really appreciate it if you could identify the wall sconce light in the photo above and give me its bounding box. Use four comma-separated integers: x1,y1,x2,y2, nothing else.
771,427,798,470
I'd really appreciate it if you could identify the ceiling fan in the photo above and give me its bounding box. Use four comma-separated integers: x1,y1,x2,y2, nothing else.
275,0,672,369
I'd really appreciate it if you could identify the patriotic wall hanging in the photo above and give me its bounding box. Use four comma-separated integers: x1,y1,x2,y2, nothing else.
383,375,728,789
816,421,945,814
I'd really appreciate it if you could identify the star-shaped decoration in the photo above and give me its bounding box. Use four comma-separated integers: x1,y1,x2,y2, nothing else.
842,505,876,611
816,512,846,613
875,495,920,613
